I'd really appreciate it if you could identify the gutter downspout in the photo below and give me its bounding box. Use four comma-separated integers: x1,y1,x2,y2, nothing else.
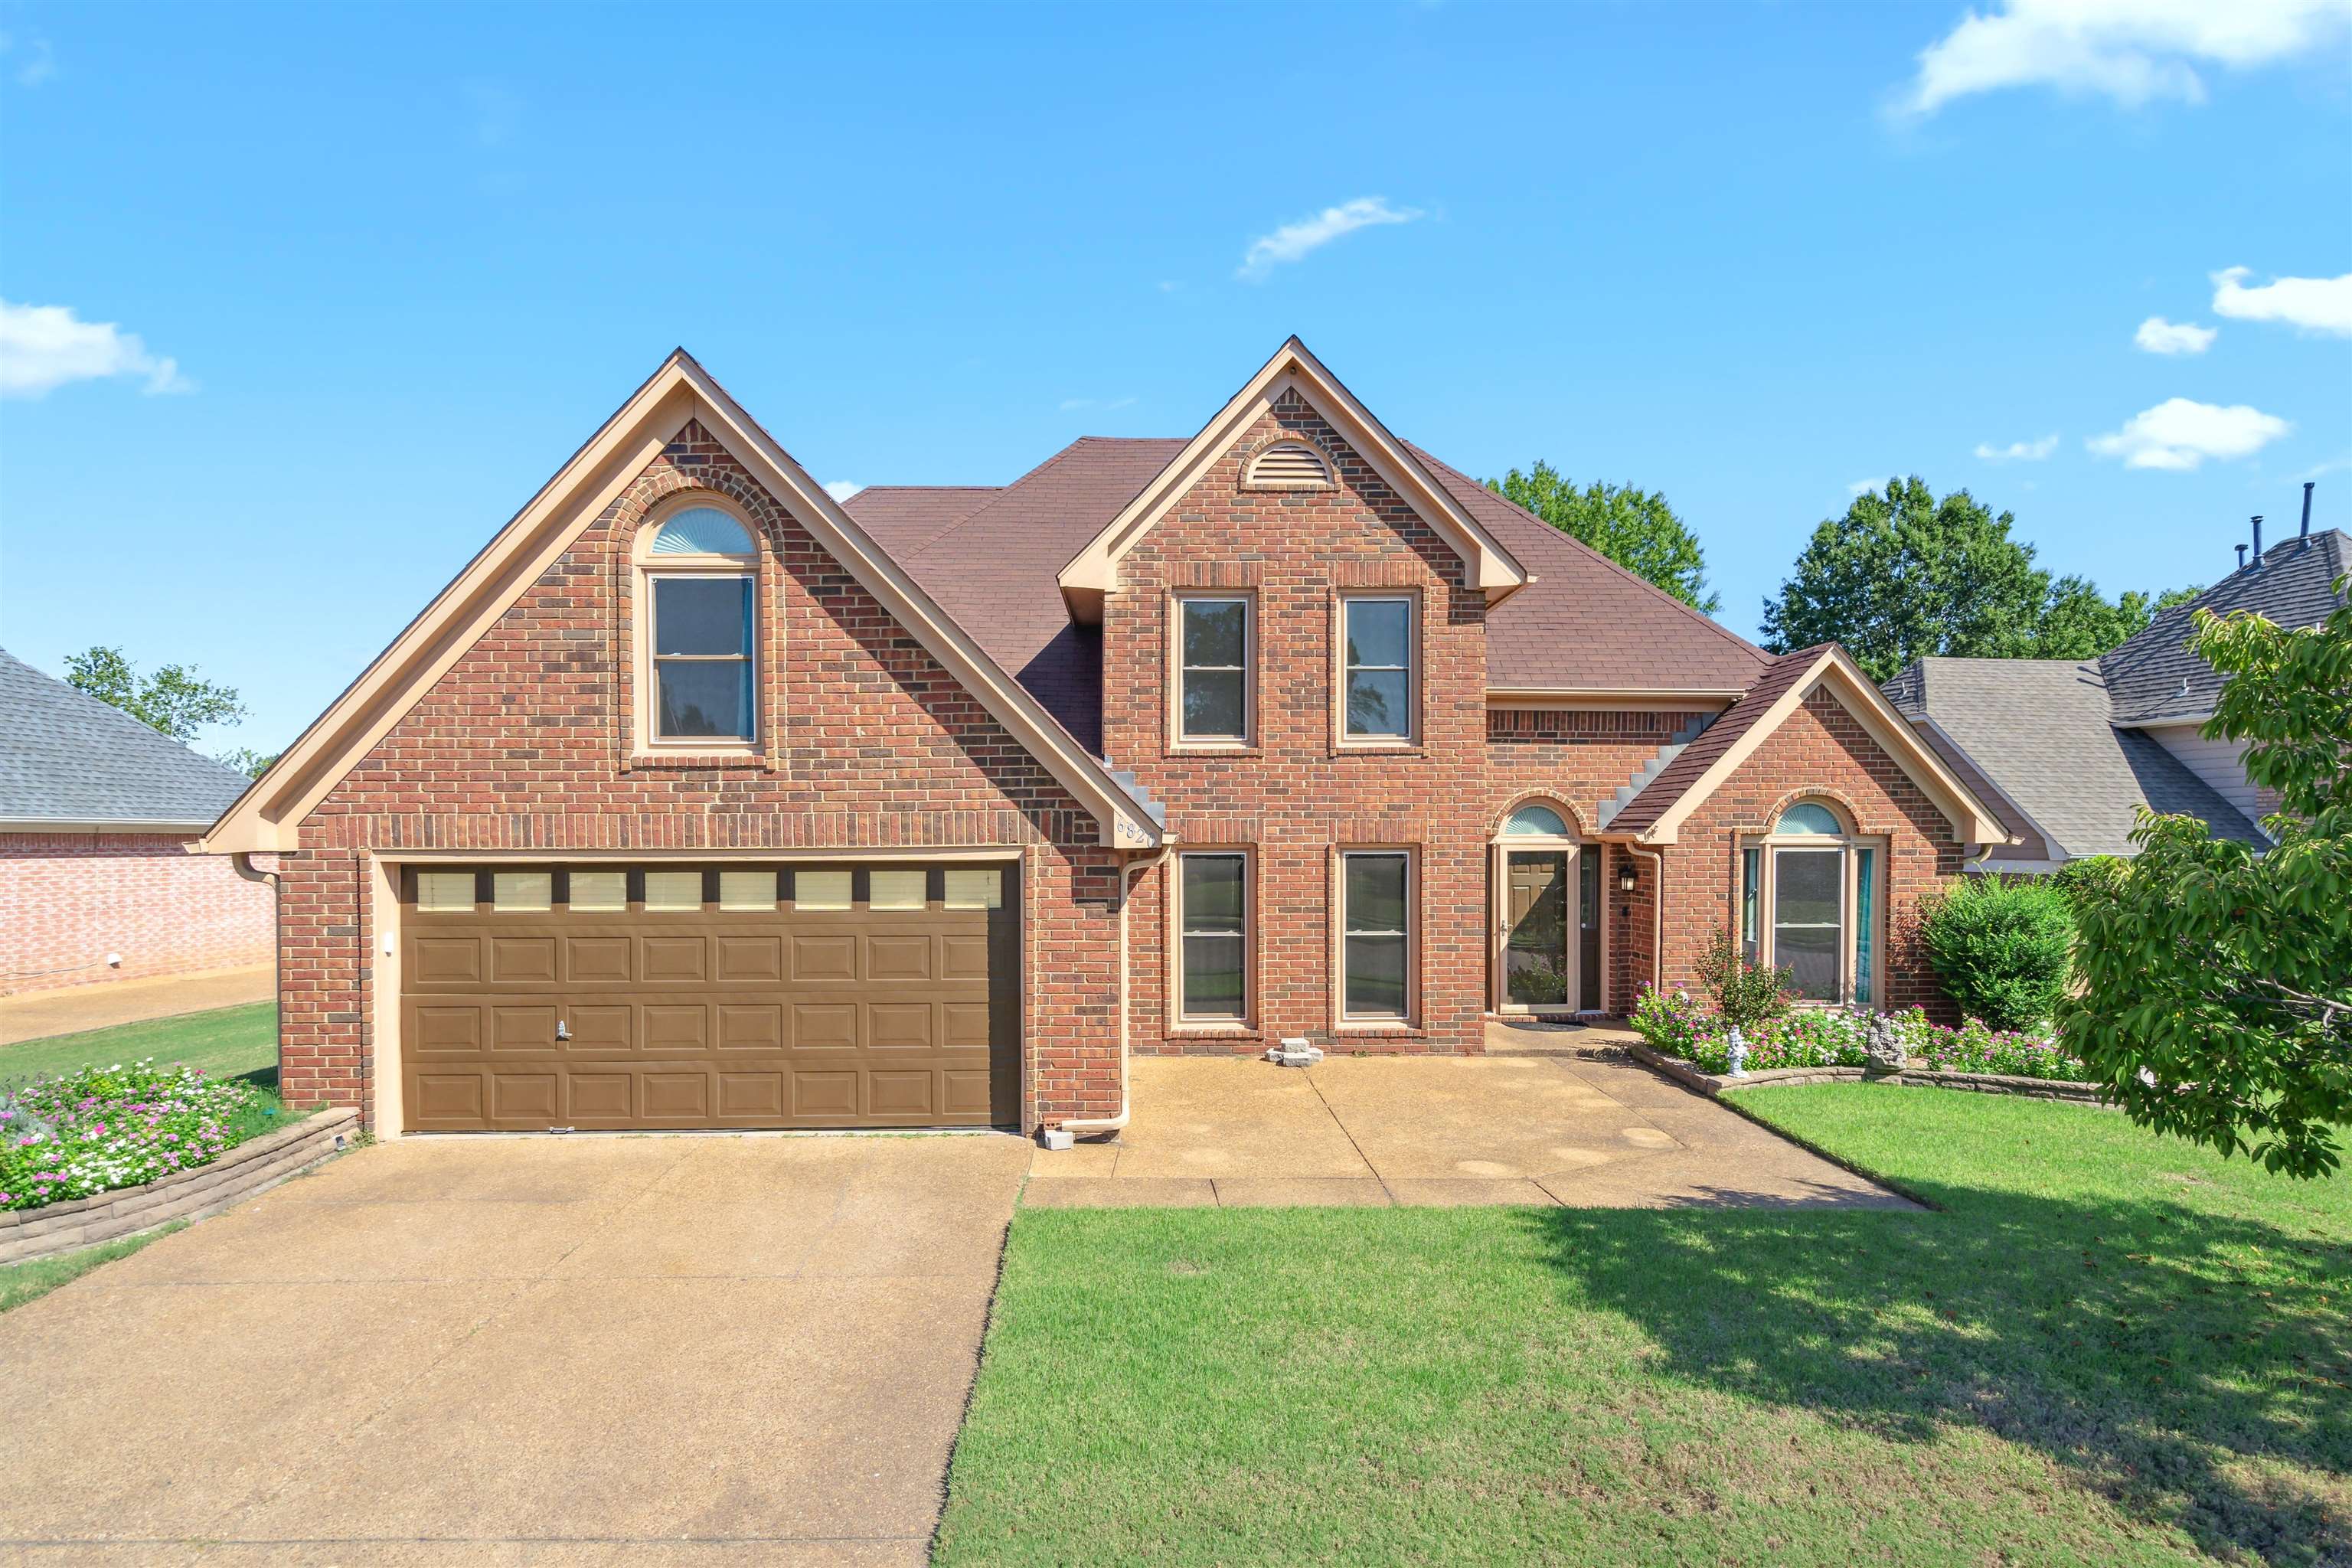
1055,844,1173,1138
1623,840,1666,998
229,852,286,1102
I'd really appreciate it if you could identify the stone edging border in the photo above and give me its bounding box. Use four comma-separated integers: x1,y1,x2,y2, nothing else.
0,1106,360,1266
1622,1042,2110,1106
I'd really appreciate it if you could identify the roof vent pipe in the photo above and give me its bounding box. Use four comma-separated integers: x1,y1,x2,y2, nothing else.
2299,481,2315,550
2236,544,2248,570
2249,515,2264,570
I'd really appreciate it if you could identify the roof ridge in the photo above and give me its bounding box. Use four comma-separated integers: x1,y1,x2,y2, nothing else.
1407,445,1768,667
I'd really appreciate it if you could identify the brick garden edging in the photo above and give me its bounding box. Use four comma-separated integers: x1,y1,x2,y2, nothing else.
1623,1042,2111,1107
0,1106,358,1266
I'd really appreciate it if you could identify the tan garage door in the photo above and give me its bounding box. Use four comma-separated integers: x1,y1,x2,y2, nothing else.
399,862,1019,1132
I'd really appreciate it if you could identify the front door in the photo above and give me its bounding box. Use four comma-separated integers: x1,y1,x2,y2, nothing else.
1503,850,1571,1009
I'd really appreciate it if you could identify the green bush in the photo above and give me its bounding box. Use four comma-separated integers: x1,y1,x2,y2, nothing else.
1921,877,2075,1031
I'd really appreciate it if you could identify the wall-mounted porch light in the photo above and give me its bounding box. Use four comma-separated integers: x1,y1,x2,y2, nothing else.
1617,866,1638,892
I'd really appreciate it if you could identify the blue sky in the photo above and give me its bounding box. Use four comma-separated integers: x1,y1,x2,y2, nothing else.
2,2,2347,757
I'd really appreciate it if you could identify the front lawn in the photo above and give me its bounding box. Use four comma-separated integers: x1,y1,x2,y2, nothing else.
939,1089,2350,1566
0,1001,278,1091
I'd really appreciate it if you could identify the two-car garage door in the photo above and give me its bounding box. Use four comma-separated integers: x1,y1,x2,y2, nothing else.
398,861,1020,1132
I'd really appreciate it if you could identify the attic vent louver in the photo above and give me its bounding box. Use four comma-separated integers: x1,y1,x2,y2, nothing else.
1246,440,1333,490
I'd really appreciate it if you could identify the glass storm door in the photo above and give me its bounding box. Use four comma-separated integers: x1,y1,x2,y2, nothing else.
1504,851,1571,1008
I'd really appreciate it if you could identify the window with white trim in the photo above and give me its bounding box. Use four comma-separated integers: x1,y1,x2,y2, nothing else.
1740,800,1881,1005
1341,850,1412,1021
1341,596,1415,742
1177,596,1251,743
637,504,758,745
1178,851,1248,1022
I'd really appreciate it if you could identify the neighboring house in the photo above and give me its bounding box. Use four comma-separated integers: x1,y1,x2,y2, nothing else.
0,651,273,997
1886,515,2347,871
192,341,2004,1137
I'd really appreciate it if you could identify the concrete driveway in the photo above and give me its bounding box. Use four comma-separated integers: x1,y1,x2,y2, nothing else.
0,1131,1029,1566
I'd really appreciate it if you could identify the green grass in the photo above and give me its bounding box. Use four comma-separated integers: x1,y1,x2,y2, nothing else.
938,1089,2350,1567
0,1002,279,1093
0,1223,186,1313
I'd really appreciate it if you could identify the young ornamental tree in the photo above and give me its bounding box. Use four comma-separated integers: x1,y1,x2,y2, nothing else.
2060,580,2352,1178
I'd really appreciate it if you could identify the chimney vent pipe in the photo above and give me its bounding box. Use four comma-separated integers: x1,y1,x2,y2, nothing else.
2300,481,2315,550
2236,544,2248,570
2250,515,2264,569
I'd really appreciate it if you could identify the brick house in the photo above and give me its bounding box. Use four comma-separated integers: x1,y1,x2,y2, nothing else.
194,342,2004,1135
2,651,273,998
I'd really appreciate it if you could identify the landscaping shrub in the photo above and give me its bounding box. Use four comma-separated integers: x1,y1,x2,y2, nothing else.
1890,1011,2092,1081
0,1060,284,1211
1920,876,2075,1031
1693,931,1795,1032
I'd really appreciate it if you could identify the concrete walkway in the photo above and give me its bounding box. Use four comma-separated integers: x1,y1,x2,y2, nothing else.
0,962,273,1045
0,1130,1030,1565
1025,1022,1914,1210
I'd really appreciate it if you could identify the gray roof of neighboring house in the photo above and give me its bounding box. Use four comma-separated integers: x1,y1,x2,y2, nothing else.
0,650,253,828
1883,655,2265,859
2099,528,2348,724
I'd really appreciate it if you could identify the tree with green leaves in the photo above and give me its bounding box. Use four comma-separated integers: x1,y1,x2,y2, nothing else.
64,646,247,743
1763,478,2197,681
1487,463,1720,614
2060,580,2352,1178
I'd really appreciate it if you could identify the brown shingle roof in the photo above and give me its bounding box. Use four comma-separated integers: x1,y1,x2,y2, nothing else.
842,436,1774,755
1606,647,1831,835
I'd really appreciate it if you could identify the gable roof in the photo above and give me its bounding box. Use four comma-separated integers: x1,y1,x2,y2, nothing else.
1055,338,1528,619
1609,645,2009,846
1407,448,1770,695
194,351,1166,855
1886,656,2268,858
2100,528,2348,725
0,650,253,829
848,439,1183,752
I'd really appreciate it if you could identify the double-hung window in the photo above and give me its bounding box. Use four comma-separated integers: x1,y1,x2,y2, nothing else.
1341,850,1413,1021
1341,596,1415,743
638,505,758,746
1178,852,1248,1022
1177,596,1251,744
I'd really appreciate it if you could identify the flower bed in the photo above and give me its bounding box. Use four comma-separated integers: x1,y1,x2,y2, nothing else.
1,1060,296,1212
1629,986,2092,1083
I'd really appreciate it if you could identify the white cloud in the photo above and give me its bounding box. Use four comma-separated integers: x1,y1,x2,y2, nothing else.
1236,197,1423,281
0,301,193,398
1974,433,2062,462
2087,397,2291,470
2135,315,2216,354
1895,0,2350,118
823,480,862,502
2210,266,2352,336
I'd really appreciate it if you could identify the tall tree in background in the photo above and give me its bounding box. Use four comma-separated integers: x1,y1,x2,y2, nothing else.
1763,478,2197,681
64,645,247,744
1488,463,1720,614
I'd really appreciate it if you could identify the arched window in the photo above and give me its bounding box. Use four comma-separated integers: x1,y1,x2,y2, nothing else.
635,501,759,747
1245,440,1332,489
1502,803,1570,837
1742,799,1879,1007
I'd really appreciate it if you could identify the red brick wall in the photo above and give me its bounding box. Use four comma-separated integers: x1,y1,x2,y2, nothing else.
1655,687,1961,1018
279,421,1122,1127
1105,392,1488,1054
2,834,273,995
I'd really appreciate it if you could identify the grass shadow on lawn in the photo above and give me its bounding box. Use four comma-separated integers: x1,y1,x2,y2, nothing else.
1525,1174,2350,1564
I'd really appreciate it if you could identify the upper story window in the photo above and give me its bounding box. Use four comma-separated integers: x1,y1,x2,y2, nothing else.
1244,440,1332,490
1341,594,1416,743
1740,799,1880,1007
1177,595,1252,744
636,504,758,746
